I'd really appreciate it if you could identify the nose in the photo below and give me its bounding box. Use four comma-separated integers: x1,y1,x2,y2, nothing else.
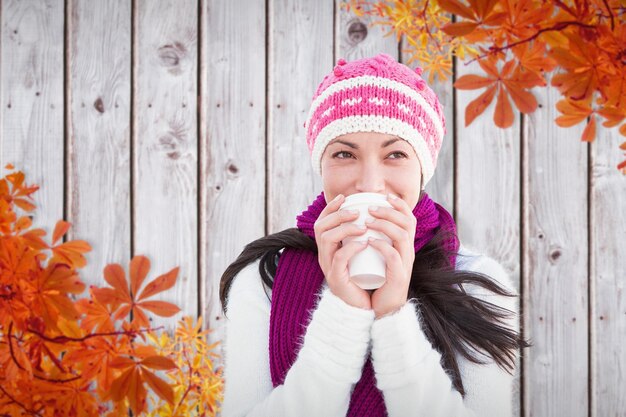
355,160,386,194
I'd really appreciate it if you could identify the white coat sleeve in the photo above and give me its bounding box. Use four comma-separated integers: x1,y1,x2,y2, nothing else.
221,260,376,417
370,255,519,417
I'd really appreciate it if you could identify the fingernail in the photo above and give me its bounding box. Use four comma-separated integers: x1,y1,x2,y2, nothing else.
369,205,379,211
365,217,375,224
387,193,398,200
368,237,376,242
333,194,343,202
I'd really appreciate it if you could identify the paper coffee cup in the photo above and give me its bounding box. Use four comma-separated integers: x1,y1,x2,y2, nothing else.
339,192,394,290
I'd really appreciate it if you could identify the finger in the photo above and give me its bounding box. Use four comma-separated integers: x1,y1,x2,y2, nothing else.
322,222,367,246
367,204,415,232
330,240,369,282
365,218,411,250
386,193,414,216
367,238,404,283
318,193,345,218
315,206,360,236
318,223,366,273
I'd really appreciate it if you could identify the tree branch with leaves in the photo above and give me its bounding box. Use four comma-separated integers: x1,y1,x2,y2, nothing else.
346,0,626,173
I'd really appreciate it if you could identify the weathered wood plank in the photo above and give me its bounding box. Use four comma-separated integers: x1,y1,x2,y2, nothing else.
267,0,334,233
201,0,267,362
455,56,522,416
591,126,626,417
523,77,588,417
133,0,198,327
67,0,131,289
0,0,64,235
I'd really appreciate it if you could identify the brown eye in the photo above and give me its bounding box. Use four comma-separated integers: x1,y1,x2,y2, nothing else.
388,151,408,159
332,151,354,159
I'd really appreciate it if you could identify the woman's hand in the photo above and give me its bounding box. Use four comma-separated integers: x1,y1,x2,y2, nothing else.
314,194,372,310
366,194,416,319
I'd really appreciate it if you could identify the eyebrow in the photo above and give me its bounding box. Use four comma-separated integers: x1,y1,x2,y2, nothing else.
328,137,403,149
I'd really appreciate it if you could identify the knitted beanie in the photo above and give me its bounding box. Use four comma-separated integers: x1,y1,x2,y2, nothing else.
304,53,446,189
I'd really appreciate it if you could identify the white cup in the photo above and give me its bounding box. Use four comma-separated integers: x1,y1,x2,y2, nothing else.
339,192,394,290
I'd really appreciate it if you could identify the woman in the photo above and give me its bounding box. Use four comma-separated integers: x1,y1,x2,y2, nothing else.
219,53,528,416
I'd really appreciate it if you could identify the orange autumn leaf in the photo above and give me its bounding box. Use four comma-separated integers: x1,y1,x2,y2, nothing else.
555,98,592,127
0,168,222,417
32,263,85,329
349,0,626,174
495,86,515,128
4,171,39,212
141,368,174,405
582,115,597,142
457,58,534,126
50,239,92,269
92,256,180,327
597,105,626,128
110,365,147,415
454,74,494,89
136,266,179,302
52,220,71,246
465,84,498,126
75,292,116,333
130,255,151,297
440,0,506,37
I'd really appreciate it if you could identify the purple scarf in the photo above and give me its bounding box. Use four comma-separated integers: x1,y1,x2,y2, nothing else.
269,191,459,416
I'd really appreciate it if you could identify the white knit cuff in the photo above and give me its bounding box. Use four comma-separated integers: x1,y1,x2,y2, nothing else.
371,300,437,390
298,286,375,384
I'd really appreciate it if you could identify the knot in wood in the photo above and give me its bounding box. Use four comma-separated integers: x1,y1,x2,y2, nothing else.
347,20,367,45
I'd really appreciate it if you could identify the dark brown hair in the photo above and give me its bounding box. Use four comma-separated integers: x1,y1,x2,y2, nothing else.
219,226,529,396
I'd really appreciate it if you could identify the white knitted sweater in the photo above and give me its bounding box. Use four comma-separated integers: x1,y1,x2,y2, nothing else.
221,245,519,417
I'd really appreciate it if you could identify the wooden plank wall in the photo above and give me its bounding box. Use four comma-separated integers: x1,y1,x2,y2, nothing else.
1,1,624,416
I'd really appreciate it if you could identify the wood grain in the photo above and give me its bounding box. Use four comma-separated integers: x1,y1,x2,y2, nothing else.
1,0,64,237
133,0,198,328
523,75,588,417
201,0,267,364
267,0,334,233
67,0,131,289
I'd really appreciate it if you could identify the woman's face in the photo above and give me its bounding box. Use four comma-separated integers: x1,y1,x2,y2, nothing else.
320,131,423,210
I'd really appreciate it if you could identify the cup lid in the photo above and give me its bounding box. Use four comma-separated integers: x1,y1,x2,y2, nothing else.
340,192,393,209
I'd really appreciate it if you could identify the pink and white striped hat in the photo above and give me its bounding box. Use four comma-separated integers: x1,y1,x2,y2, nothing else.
304,53,446,189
